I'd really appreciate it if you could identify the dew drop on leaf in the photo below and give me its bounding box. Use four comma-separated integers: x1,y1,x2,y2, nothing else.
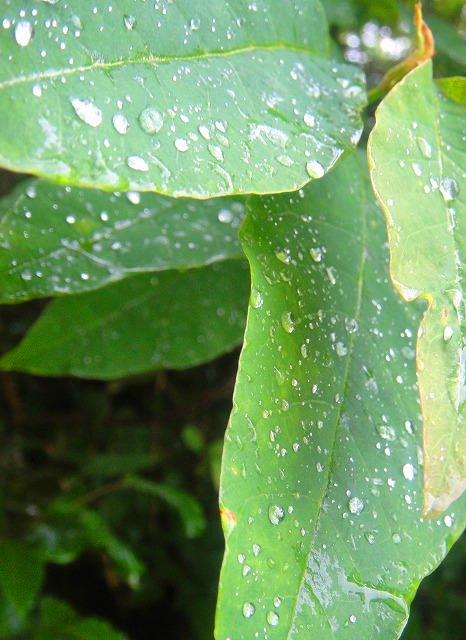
267,611,280,626
242,602,255,618
281,311,295,333
123,15,137,30
189,17,201,31
268,504,285,525
14,21,33,47
439,177,459,202
306,160,325,179
250,288,264,309
402,463,416,481
127,155,149,172
348,496,364,514
70,98,102,128
138,107,164,134
112,113,129,135
175,138,189,152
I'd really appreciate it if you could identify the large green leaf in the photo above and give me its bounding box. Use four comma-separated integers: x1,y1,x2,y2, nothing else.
368,61,465,517
0,260,249,378
0,541,45,617
0,179,245,302
0,1,365,196
216,154,465,639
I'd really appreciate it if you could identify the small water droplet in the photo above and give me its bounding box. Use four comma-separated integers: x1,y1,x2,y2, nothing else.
66,214,75,224
21,270,33,281
126,191,141,205
242,602,255,618
252,544,261,556
443,515,453,527
71,97,102,128
127,155,149,172
112,113,129,135
416,137,432,159
124,15,137,30
175,138,189,152
275,249,291,264
348,496,364,514
303,112,315,127
364,531,376,544
32,84,42,97
267,611,280,626
411,162,422,177
14,20,33,47
336,342,348,357
439,177,459,202
392,533,402,544
189,17,201,30
273,597,282,608
268,504,285,525
250,288,264,309
376,424,396,441
402,463,416,481
208,144,224,162
349,615,357,624
139,107,164,134
218,208,233,224
310,247,322,262
281,311,295,333
306,160,325,179
443,325,454,341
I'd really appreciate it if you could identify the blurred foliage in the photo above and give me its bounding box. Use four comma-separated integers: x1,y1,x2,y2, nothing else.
1,0,465,638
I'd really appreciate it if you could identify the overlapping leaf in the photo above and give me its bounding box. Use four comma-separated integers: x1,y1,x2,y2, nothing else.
0,180,245,302
368,60,465,516
0,1,365,196
216,154,465,639
0,261,249,378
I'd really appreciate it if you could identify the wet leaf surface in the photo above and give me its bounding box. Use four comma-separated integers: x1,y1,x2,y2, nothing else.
216,154,465,639
368,61,465,516
0,1,365,195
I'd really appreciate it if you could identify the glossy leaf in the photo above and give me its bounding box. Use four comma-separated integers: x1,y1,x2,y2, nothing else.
368,61,465,517
0,180,245,302
0,260,249,378
0,1,365,196
216,154,465,639
0,541,45,617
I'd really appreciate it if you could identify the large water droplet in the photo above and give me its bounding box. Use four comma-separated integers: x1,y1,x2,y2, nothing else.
112,113,129,135
208,144,224,162
303,112,315,127
242,602,255,618
71,98,102,128
439,177,459,202
268,504,285,525
127,155,149,172
443,325,454,341
281,311,295,333
267,611,280,626
306,160,325,179
139,107,164,134
348,496,364,514
175,138,189,152
402,463,416,481
14,20,33,47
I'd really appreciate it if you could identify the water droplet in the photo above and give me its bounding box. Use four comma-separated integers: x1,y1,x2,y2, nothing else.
439,177,459,202
364,531,376,544
198,124,211,140
444,515,453,527
189,17,201,30
349,615,357,624
348,496,364,514
336,342,348,357
267,611,280,626
237,553,245,564
218,208,233,224
127,155,149,172
80,272,89,281
281,311,295,333
402,463,416,481
306,160,325,179
443,325,454,341
416,137,432,159
250,288,263,309
175,138,189,152
66,214,75,224
71,98,102,127
275,249,291,264
276,154,294,167
252,544,261,556
208,144,224,162
14,20,33,47
411,162,422,177
268,504,285,525
273,597,282,608
21,270,33,281
392,533,402,544
126,191,141,205
376,424,396,441
242,602,255,618
112,113,129,135
32,84,42,97
124,15,137,30
310,247,322,262
303,112,315,127
139,107,164,134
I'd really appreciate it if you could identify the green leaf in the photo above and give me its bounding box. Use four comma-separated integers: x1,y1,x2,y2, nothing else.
0,540,45,616
428,14,466,70
35,596,128,640
0,1,365,196
368,61,465,516
0,260,249,378
216,154,465,639
0,180,246,302
126,476,206,538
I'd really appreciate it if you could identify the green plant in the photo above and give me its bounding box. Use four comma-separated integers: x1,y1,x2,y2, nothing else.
0,1,464,638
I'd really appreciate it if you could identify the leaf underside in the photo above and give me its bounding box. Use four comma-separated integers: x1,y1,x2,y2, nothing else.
216,154,465,639
368,60,465,516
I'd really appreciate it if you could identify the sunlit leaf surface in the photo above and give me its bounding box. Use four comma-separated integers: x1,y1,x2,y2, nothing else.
216,154,465,639
0,179,245,302
0,261,249,378
0,1,365,196
368,61,465,516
